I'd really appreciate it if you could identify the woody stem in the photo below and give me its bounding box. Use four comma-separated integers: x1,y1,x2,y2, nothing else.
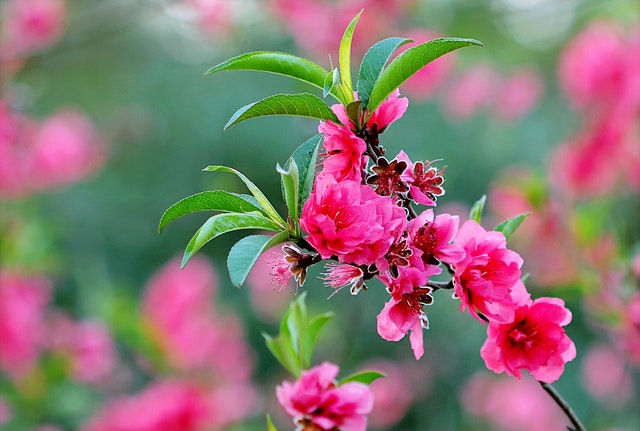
539,381,586,431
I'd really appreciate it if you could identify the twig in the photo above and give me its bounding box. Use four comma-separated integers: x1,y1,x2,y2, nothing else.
539,381,586,431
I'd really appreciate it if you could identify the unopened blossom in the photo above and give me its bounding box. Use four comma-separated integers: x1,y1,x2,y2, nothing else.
480,297,576,383
276,362,373,431
452,220,530,323
300,174,406,266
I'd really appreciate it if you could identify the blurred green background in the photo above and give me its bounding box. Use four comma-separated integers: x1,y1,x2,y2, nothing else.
2,0,639,430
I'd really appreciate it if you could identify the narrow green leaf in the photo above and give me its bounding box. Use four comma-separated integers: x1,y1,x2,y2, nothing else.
227,232,290,287
367,37,483,114
285,295,308,358
158,191,263,233
203,165,285,226
266,415,279,431
287,134,323,217
494,212,530,241
263,333,300,377
357,37,413,109
300,312,334,369
469,195,487,224
346,100,363,128
182,212,282,268
224,93,340,130
205,51,340,100
338,371,386,386
277,160,300,221
338,10,363,103
323,68,340,98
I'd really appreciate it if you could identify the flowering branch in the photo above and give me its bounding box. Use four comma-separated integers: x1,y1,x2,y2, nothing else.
539,381,586,431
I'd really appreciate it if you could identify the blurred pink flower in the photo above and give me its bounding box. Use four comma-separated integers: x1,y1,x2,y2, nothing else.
493,68,543,121
49,314,116,385
0,270,51,380
0,100,34,197
82,380,214,431
480,297,576,383
442,64,498,119
300,174,406,266
28,109,107,191
558,21,640,112
276,362,374,431
621,292,640,365
452,220,529,323
363,360,413,428
0,396,10,426
142,256,255,385
461,373,566,431
397,29,455,101
185,0,234,37
581,344,632,406
0,0,67,58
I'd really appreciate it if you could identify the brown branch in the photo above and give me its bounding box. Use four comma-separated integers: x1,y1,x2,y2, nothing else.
539,381,586,431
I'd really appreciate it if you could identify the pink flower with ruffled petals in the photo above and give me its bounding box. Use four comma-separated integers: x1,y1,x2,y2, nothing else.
407,209,464,266
0,271,51,380
376,295,429,360
365,89,408,132
480,297,576,383
276,362,373,431
318,118,366,183
300,174,406,266
452,220,529,323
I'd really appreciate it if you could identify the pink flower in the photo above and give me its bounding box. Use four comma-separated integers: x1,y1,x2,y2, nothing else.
323,263,365,295
452,220,529,323
0,0,67,58
407,209,464,266
246,248,292,321
493,68,543,121
621,292,640,365
442,64,498,119
82,380,213,431
0,100,33,197
0,271,51,380
363,360,413,428
364,89,408,132
318,117,367,183
300,174,406,266
276,362,373,431
480,297,576,383
460,373,567,431
28,109,107,191
48,315,116,385
376,294,429,360
581,344,632,406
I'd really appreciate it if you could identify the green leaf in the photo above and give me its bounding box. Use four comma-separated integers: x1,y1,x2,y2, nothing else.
357,37,413,109
300,312,334,369
227,232,290,287
323,68,340,98
287,134,323,218
494,212,529,241
338,370,386,386
367,37,483,114
469,194,487,224
263,332,300,377
205,51,339,100
224,93,340,130
182,212,282,268
338,10,363,104
277,160,300,222
203,165,285,226
266,415,279,431
345,100,363,128
158,191,263,233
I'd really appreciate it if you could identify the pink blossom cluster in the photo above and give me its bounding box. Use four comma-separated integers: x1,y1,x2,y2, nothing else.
551,21,640,198
276,362,374,431
82,256,258,431
0,100,107,199
270,89,576,384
